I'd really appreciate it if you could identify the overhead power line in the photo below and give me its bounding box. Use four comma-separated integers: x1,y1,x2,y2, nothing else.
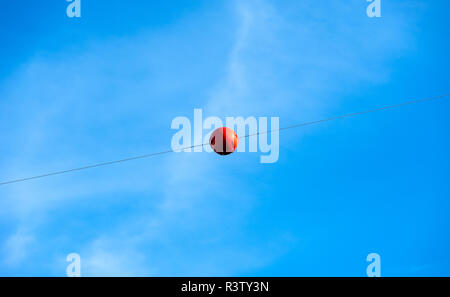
0,93,448,186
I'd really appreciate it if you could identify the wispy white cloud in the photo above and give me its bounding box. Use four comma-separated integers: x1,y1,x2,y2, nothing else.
81,237,151,276
2,229,34,266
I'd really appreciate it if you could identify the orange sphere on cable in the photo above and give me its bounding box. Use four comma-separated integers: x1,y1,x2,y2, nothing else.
209,127,239,155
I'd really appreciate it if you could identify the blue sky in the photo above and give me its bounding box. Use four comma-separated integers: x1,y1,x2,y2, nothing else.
0,0,449,276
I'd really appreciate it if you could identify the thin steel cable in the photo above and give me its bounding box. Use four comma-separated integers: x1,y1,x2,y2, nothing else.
244,93,449,138
0,93,448,186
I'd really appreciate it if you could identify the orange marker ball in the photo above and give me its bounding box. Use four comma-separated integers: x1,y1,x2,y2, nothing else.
209,127,239,155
